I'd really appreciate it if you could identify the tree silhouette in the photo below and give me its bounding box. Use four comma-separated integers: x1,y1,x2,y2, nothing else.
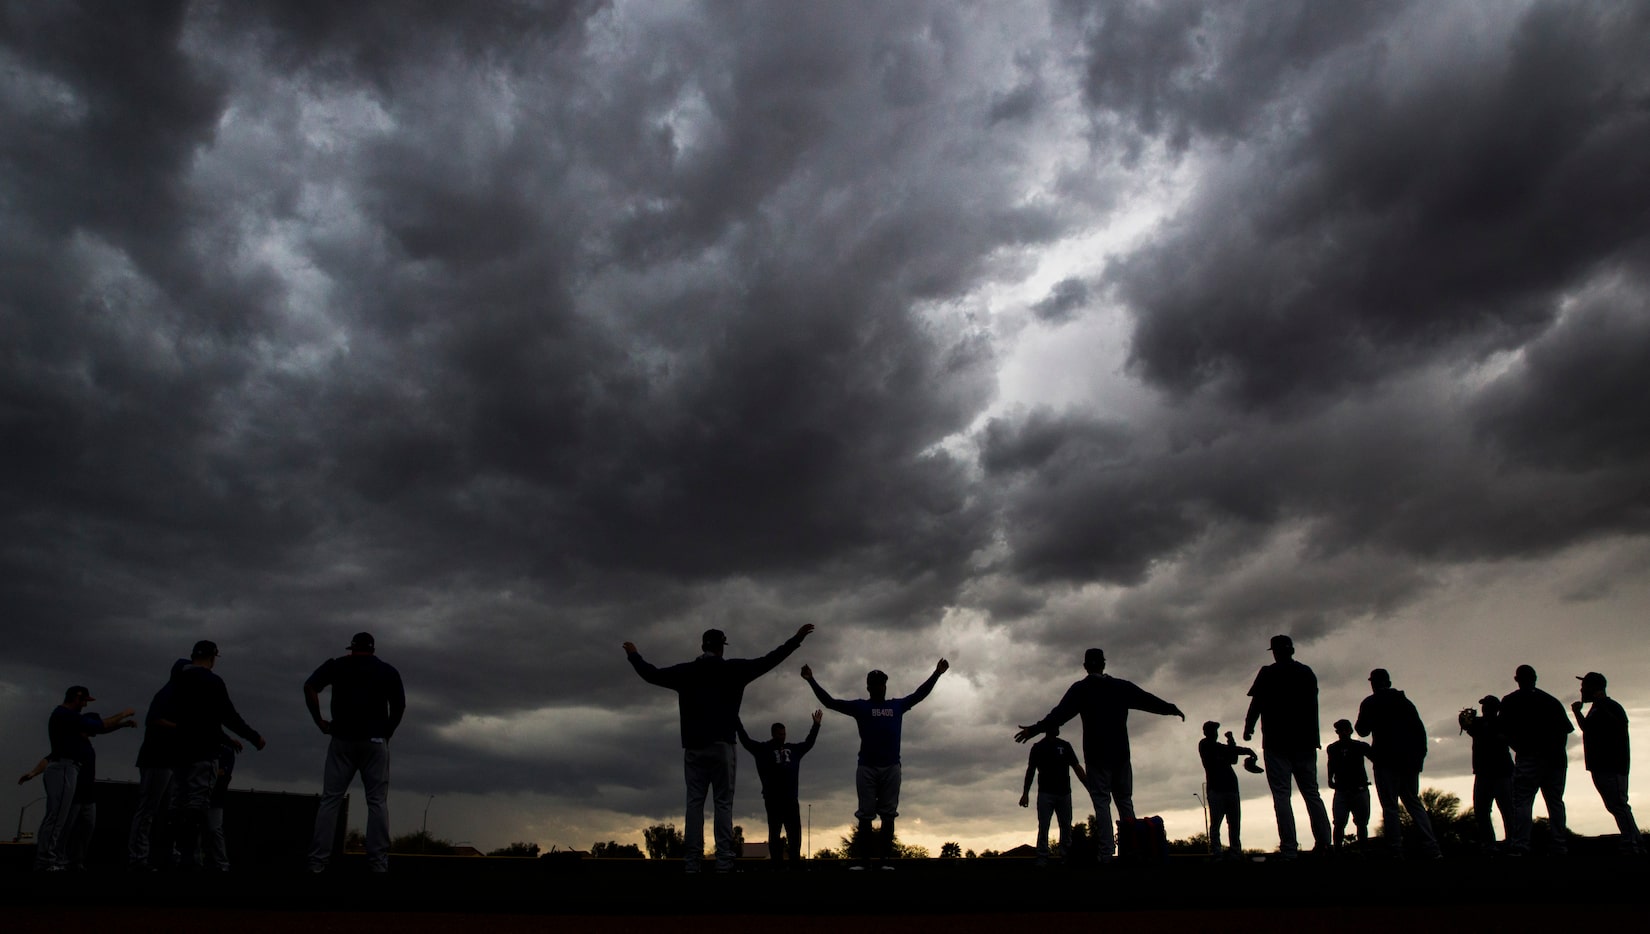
591,840,644,858
390,829,455,855
940,841,962,858
642,823,685,860
1167,832,1209,855
487,841,540,858
836,824,927,859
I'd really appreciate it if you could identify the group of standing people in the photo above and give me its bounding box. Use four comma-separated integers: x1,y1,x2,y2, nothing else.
624,624,954,871
1212,639,1641,861
27,625,1637,871
25,632,405,873
628,628,1640,871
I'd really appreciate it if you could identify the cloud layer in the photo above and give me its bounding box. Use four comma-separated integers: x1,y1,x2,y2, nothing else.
4,0,1647,851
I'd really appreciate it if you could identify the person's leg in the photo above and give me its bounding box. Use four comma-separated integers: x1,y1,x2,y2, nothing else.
1396,769,1439,856
765,797,784,863
1352,786,1371,842
66,802,95,870
1591,772,1643,853
1332,789,1349,847
1035,792,1053,860
1291,751,1330,850
1054,792,1073,860
1373,766,1404,853
1112,761,1136,823
711,742,737,870
853,764,876,865
169,759,217,870
1263,749,1298,855
1227,792,1242,853
1084,763,1118,859
1471,775,1495,849
682,747,711,872
33,761,76,870
877,764,901,863
307,739,358,872
128,767,173,869
1539,760,1568,854
781,799,803,863
206,806,228,870
1208,793,1228,855
360,740,392,872
1506,758,1537,853
1490,775,1513,845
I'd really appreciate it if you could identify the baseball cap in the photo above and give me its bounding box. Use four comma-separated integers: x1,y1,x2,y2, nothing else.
191,640,220,659
64,685,94,703
701,629,728,650
1368,668,1391,684
348,632,376,652
1269,634,1293,652
1577,672,1606,691
1478,694,1498,706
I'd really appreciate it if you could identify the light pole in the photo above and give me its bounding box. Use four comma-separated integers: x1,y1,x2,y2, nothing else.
15,797,45,843
422,795,435,852
807,803,811,860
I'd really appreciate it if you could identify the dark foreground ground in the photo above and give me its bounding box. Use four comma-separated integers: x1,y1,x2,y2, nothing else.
4,850,1646,933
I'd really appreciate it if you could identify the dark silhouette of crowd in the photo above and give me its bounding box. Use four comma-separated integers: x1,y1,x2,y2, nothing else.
20,625,1641,873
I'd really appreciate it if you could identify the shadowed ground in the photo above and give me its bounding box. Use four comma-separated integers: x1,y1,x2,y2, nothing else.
4,852,1645,932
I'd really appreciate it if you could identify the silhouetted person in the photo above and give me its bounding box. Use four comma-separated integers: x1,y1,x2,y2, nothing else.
169,641,266,870
306,631,406,873
1243,634,1331,858
1015,648,1185,862
735,709,821,867
1021,725,1088,865
1459,694,1512,852
1197,722,1254,858
807,658,948,868
1500,664,1573,856
128,657,189,871
1326,719,1372,849
626,624,815,872
1572,672,1642,855
1355,669,1440,859
33,686,136,870
203,740,239,871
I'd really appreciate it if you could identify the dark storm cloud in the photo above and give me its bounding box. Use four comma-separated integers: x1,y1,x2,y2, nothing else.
1030,277,1090,324
982,363,1650,635
1063,0,1410,155
969,0,1650,649
1473,272,1650,473
1101,0,1650,406
7,0,1648,849
0,0,1071,807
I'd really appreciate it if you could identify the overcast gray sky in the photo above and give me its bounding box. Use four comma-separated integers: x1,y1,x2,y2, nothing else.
4,0,1648,856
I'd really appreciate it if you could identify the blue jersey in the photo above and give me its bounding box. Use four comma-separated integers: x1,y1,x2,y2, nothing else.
809,669,942,767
